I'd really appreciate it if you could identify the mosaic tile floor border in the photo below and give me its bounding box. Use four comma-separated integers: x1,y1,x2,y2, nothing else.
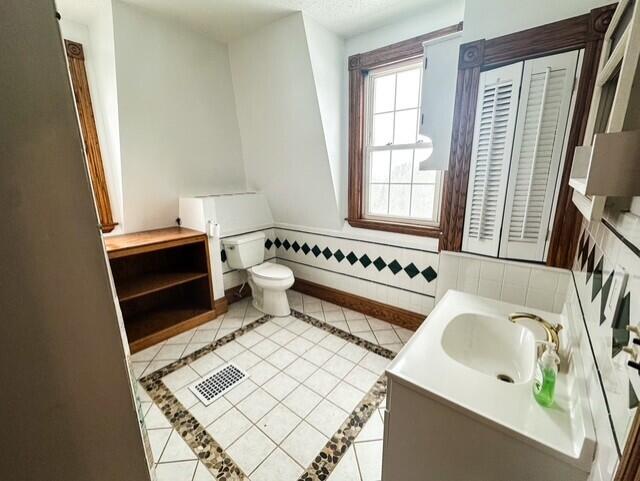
139,308,395,481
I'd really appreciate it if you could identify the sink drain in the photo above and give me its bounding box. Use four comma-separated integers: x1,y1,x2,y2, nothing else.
496,373,514,383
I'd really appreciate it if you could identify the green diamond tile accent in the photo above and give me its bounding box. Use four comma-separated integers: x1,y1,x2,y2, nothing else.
283,239,291,250
264,239,273,249
421,266,437,282
404,263,419,278
373,256,386,271
388,260,402,274
312,245,321,257
322,247,332,259
346,252,358,265
274,238,282,248
359,254,372,268
334,249,345,262
302,243,310,254
292,241,300,252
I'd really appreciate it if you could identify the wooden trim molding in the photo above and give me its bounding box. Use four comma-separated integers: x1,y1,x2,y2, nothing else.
615,409,640,481
293,278,425,331
345,218,442,238
347,23,463,239
64,39,117,233
214,297,229,316
439,5,616,269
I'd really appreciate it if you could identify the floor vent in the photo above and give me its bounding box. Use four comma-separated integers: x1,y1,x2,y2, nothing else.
189,363,248,406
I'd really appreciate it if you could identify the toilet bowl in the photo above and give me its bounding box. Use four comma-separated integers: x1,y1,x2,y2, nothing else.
248,262,294,316
221,232,295,317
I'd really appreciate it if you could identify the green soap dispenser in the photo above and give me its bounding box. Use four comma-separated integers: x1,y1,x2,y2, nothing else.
533,341,560,407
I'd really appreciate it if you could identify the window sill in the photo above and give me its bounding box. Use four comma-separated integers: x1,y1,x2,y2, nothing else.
346,217,442,238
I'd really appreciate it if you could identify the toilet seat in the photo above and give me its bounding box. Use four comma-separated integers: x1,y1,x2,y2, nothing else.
250,262,293,281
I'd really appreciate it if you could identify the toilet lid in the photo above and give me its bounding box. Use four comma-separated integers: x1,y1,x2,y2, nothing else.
251,262,292,280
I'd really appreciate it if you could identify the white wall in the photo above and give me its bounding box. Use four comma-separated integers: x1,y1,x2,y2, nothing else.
58,0,124,234
463,0,613,41
113,1,246,232
303,15,345,217
229,12,341,230
1,0,151,478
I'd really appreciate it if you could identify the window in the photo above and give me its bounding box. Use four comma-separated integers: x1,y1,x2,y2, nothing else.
364,61,442,225
347,23,462,238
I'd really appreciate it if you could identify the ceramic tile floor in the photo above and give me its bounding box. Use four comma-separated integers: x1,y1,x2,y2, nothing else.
131,291,415,481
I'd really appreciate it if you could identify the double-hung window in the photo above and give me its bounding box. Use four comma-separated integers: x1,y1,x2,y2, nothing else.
347,24,462,238
364,61,441,225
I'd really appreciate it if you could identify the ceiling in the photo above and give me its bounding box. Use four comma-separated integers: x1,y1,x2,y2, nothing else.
117,0,452,43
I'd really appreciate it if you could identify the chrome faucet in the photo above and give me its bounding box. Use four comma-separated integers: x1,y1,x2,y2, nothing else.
509,312,563,353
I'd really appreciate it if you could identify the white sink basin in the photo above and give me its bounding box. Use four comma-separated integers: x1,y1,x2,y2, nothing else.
441,313,536,384
385,291,596,479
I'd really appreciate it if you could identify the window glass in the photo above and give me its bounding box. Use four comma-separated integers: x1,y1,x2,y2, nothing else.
364,61,442,224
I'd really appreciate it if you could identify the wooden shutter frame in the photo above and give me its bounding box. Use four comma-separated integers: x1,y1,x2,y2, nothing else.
499,51,580,261
440,4,616,268
65,39,117,233
462,62,523,257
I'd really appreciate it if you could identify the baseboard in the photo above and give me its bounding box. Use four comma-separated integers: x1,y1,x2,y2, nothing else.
293,278,425,331
214,297,229,316
224,284,251,305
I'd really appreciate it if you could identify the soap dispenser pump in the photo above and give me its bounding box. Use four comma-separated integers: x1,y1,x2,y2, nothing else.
533,341,560,407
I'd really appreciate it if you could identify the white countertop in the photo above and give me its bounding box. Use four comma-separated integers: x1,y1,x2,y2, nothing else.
386,290,596,472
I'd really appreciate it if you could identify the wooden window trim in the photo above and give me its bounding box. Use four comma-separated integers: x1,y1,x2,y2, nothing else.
347,22,463,239
65,40,117,233
439,5,616,267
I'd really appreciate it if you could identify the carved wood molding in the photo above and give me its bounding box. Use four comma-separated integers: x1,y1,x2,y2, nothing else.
348,22,463,71
64,39,117,233
459,40,485,69
64,39,84,60
439,4,617,268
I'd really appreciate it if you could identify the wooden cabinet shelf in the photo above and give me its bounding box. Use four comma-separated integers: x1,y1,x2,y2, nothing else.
105,227,218,353
116,271,208,302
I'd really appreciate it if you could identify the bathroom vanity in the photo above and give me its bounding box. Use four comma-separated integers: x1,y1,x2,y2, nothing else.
383,291,595,481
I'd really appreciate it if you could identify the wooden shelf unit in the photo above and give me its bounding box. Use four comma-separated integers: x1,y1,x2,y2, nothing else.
105,227,217,353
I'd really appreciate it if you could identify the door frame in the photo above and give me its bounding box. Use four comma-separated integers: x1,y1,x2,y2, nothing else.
440,3,616,269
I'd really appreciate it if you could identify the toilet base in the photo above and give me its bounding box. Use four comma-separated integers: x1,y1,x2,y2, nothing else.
248,278,292,317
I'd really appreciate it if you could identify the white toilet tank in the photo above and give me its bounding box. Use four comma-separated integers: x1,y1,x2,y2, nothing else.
222,232,265,269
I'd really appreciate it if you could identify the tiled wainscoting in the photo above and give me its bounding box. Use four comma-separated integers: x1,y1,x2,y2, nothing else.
567,211,639,481
219,226,438,316
436,251,570,313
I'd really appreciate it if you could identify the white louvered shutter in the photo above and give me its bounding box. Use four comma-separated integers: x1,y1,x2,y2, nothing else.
462,63,523,257
499,51,579,261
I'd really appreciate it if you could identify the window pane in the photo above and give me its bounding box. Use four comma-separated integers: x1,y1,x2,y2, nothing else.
370,151,390,182
369,184,389,215
395,68,421,109
373,112,394,145
413,148,437,183
389,184,411,217
411,184,436,219
393,108,417,144
390,150,413,182
374,74,396,113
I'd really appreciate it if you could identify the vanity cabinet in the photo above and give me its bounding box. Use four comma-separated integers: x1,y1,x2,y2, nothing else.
105,227,217,353
382,376,588,481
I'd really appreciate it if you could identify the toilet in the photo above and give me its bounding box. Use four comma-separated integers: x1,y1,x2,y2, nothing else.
222,232,294,316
